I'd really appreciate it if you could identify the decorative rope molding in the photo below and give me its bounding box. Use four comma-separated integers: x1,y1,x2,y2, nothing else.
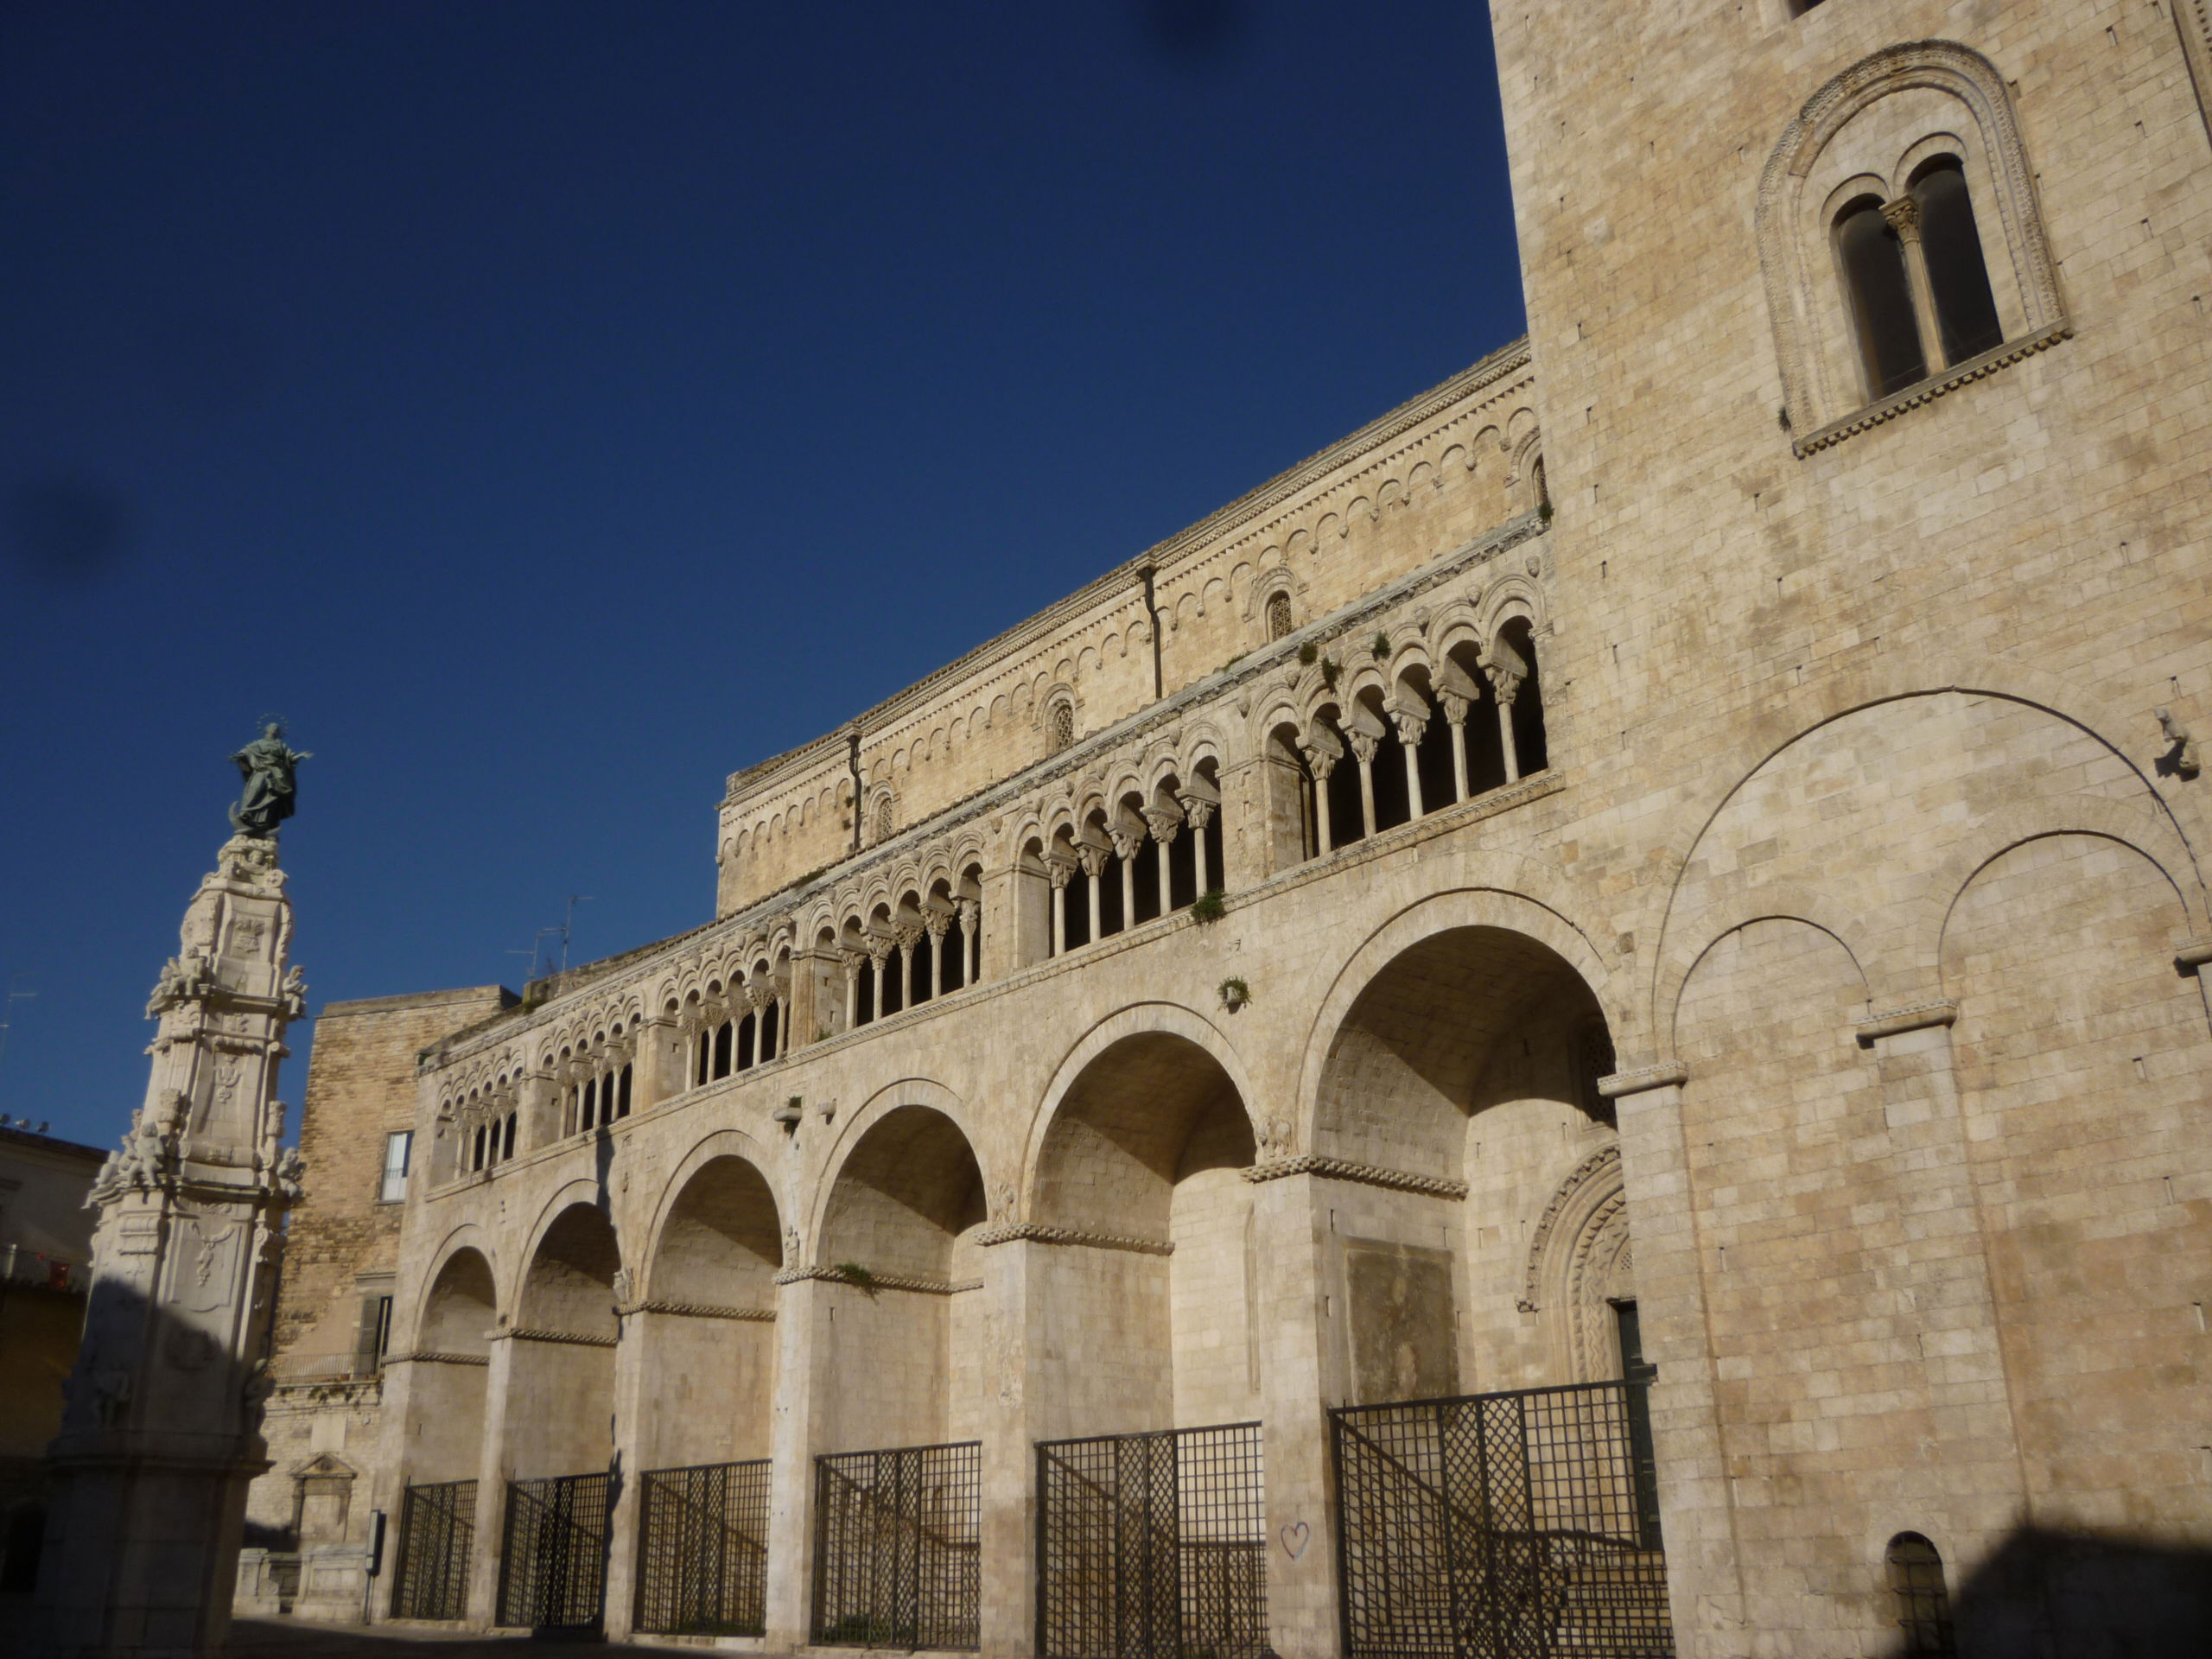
1597,1061,1690,1100
383,1351,488,1368
772,1265,981,1295
1244,1155,1467,1200
624,1300,776,1322
1792,325,2072,457
1518,1146,1622,1313
2175,938,2212,973
1853,1000,1960,1045
499,1326,619,1348
974,1222,1173,1256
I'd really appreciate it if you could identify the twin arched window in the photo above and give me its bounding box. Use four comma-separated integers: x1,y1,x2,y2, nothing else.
1835,157,2003,399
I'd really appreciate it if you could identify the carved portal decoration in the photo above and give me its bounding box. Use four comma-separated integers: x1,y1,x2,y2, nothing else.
1518,1143,1635,1384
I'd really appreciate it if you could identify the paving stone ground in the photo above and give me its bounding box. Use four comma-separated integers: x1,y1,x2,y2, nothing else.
226,1618,747,1656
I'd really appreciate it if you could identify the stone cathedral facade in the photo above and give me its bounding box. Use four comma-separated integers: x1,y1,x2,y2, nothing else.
243,5,2212,1656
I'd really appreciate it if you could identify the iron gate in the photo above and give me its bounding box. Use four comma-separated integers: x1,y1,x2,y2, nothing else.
1331,1381,1673,1659
634,1458,772,1637
1037,1421,1267,1659
812,1440,981,1649
389,1479,475,1622
495,1471,613,1630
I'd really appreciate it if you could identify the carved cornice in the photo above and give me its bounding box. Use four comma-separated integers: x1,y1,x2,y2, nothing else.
1791,325,2072,458
626,1300,776,1322
1244,1155,1467,1199
385,1350,489,1368
1597,1061,1689,1099
974,1223,1173,1256
722,340,1535,806
1853,1000,1959,1045
498,1326,618,1348
772,1265,981,1295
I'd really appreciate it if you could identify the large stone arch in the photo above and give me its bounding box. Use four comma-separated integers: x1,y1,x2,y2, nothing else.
806,1077,983,1257
635,1138,785,1472
505,1198,623,1483
1021,1003,1265,1435
1298,883,1616,1168
1654,688,2206,1043
1021,1002,1260,1216
399,1243,499,1486
643,1127,785,1296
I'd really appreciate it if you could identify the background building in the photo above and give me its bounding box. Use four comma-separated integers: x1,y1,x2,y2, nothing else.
0,1122,102,1600
255,4,2212,1655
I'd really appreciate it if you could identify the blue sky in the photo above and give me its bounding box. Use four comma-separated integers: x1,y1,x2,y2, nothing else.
0,1,1524,1150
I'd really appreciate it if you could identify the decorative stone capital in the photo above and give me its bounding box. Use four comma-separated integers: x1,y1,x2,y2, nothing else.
1438,690,1471,728
1143,804,1183,845
1045,849,1078,890
1879,194,1922,242
1484,639,1529,706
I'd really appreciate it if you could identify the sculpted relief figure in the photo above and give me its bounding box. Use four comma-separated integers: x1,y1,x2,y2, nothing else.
229,720,312,838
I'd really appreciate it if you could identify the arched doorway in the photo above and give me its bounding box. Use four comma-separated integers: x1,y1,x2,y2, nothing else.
632,1154,782,1639
1028,1027,1269,1659
497,1204,621,1632
1314,922,1669,1659
390,1248,496,1622
809,1105,988,1650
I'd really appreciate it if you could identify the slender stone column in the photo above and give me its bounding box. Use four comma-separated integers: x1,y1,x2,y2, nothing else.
894,924,924,1010
1393,704,1428,819
1485,645,1528,784
958,897,980,985
924,910,949,1000
1176,775,1220,892
1109,813,1144,925
1440,691,1471,803
1144,803,1181,914
1076,838,1109,943
36,833,309,1659
1305,749,1336,853
1046,854,1074,957
1880,195,1948,375
839,949,864,1031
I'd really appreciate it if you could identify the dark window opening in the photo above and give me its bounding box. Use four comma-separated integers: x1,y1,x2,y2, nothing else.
1132,836,1163,924
1886,1534,1958,1659
1266,590,1294,641
1910,158,2003,363
1415,707,1456,812
1097,853,1126,938
1061,873,1091,950
1370,728,1412,832
855,961,876,1026
1167,821,1198,908
909,934,931,1007
1837,196,1928,397
713,1020,734,1080
1501,619,1548,775
1325,734,1366,848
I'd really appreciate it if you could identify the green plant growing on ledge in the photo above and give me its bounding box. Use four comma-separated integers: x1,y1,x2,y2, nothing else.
1538,499,1554,523
1319,656,1340,690
1298,640,1319,666
833,1262,876,1293
1217,976,1250,1012
1190,889,1226,925
1370,630,1391,660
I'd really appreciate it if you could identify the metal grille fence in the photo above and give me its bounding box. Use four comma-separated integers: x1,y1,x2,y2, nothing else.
390,1479,475,1622
1038,1421,1267,1659
812,1441,981,1649
495,1471,612,1631
634,1459,772,1637
1332,1381,1673,1659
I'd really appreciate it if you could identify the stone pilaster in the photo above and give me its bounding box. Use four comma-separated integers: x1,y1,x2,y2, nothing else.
36,835,308,1659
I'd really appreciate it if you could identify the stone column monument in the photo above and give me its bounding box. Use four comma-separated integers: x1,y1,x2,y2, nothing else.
35,728,312,1658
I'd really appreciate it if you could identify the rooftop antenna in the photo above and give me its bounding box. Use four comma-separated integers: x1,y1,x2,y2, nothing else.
0,976,36,1097
560,897,592,975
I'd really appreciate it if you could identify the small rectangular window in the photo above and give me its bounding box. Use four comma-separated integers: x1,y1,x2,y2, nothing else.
353,1293,394,1374
378,1130,413,1202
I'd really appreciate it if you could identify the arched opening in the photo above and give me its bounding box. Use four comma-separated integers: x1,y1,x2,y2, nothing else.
1314,705,1365,849
1447,642,1507,798
1497,617,1548,777
1885,1533,1956,1658
1266,721,1318,868
404,1249,497,1483
1908,156,2002,364
1401,665,1458,817
1359,685,1412,833
1835,194,1927,397
1055,829,1091,951
507,1205,620,1481
817,1106,989,1452
1265,589,1293,642
1031,1033,1260,1434
1313,925,1617,1399
640,1157,782,1469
